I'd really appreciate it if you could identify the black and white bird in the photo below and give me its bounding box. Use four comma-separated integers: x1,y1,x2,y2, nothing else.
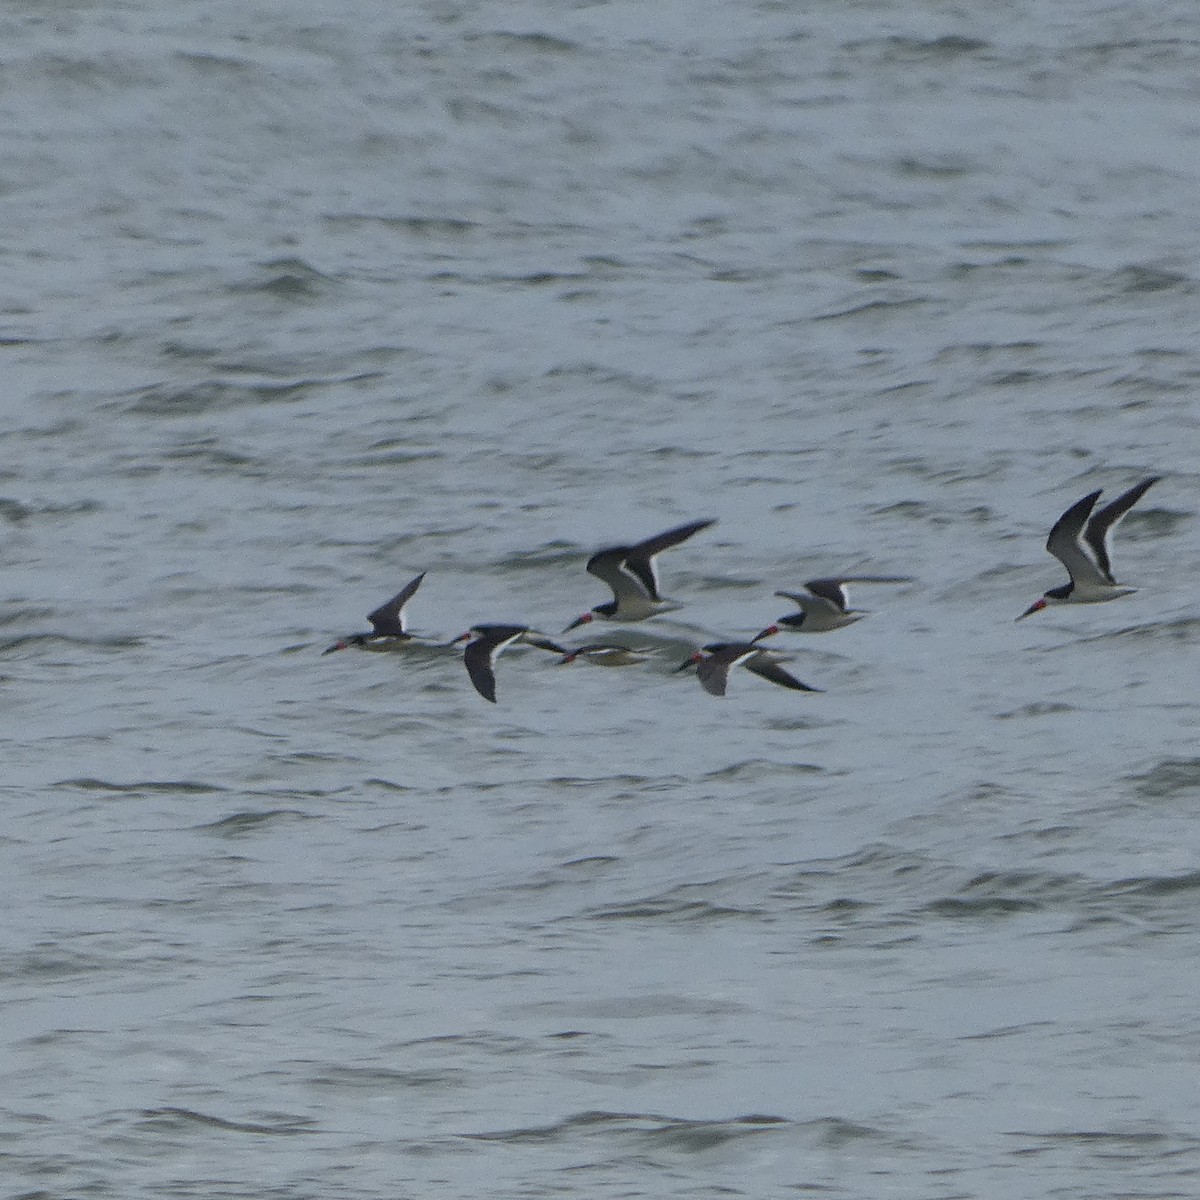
752,576,911,641
677,642,821,698
449,624,568,702
557,643,652,667
323,572,427,653
1017,477,1160,620
564,519,715,631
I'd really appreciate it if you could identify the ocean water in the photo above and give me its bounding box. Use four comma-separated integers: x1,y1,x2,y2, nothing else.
3,2,1200,1197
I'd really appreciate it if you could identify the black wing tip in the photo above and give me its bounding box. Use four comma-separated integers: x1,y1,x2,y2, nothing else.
524,635,569,655
641,516,718,546
772,671,822,693
675,517,718,540
1090,475,1163,528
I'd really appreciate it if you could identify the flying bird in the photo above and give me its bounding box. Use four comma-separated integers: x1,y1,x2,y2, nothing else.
557,643,653,667
677,642,821,697
564,518,715,631
323,572,427,653
753,576,911,641
449,624,568,702
1017,477,1160,620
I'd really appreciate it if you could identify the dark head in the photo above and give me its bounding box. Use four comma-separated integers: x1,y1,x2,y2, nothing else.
562,611,595,634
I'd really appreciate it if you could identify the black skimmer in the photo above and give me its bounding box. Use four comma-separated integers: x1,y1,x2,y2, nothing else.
564,518,715,632
677,642,821,697
752,576,911,641
1017,476,1160,620
449,624,568,702
323,572,426,653
558,643,652,667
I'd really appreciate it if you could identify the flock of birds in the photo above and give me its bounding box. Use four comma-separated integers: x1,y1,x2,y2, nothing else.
323,477,1162,703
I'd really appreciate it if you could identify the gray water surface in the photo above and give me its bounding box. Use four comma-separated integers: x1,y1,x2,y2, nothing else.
3,2,1200,1197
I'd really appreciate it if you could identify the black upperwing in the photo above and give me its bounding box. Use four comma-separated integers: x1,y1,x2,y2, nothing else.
1083,477,1159,584
367,572,427,636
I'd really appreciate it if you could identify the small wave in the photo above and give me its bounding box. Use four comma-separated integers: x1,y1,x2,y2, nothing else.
461,1109,788,1150
541,772,686,792
230,256,332,299
124,373,375,416
762,717,825,734
354,447,445,468
309,1065,465,1092
195,809,312,836
863,34,991,60
1128,758,1200,798
812,297,928,322
137,1107,314,1136
1004,1126,1178,1147
483,31,579,54
161,440,270,474
925,894,1041,918
870,498,935,522
362,777,419,794
1105,264,1192,295
894,154,975,179
584,898,761,923
583,879,766,924
923,869,1085,920
0,632,143,653
0,496,100,523
2,948,115,982
994,701,1075,719
54,777,226,795
1045,620,1192,648
323,213,478,238
0,606,56,627
1109,870,1200,899
702,758,824,780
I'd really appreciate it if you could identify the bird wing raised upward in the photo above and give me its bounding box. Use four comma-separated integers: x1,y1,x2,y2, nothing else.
800,579,852,611
774,590,836,618
585,546,656,606
621,518,716,600
1045,489,1107,588
799,576,912,611
367,572,426,636
1083,477,1159,584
